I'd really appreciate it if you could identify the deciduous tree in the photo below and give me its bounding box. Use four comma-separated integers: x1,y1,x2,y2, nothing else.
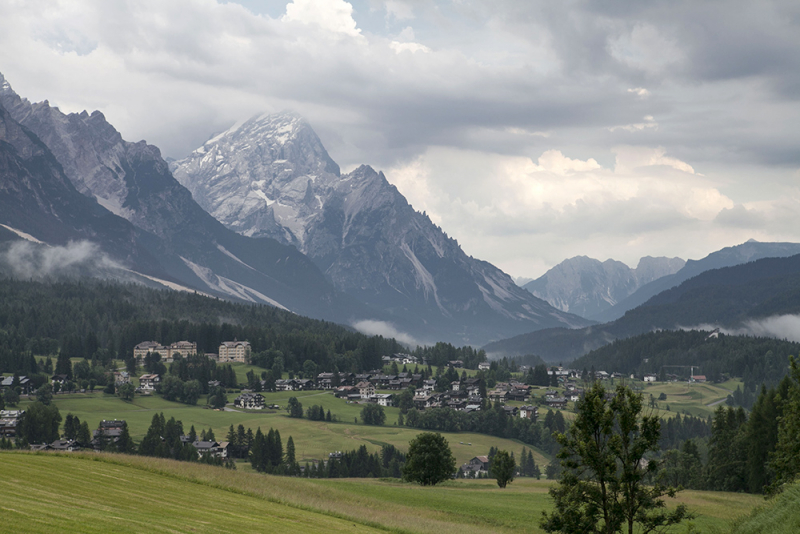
403,432,456,486
541,382,690,534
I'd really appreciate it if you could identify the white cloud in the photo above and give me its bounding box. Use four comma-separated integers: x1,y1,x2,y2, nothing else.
390,41,431,53
352,319,420,346
627,87,650,97
283,0,363,39
609,115,658,133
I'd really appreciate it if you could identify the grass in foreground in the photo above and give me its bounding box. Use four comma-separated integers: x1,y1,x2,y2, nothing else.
0,451,762,533
730,481,800,534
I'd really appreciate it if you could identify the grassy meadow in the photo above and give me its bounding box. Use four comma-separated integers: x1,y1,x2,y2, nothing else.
16,389,550,466
0,451,762,533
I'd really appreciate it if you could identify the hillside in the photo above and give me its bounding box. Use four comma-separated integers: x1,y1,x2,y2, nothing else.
0,452,762,533
731,481,800,534
484,254,800,362
571,330,800,388
593,240,800,322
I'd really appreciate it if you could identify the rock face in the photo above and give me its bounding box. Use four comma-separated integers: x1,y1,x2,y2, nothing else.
0,73,367,322
172,112,592,345
523,256,685,319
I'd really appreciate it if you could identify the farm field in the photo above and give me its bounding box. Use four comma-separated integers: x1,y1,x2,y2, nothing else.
16,391,550,466
0,451,762,533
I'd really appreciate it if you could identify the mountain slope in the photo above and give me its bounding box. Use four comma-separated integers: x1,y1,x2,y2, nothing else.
483,251,800,361
592,240,800,322
523,255,684,319
0,73,370,322
172,111,592,345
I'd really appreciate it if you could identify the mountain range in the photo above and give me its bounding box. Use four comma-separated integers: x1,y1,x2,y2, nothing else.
484,244,800,362
0,73,589,346
170,111,591,344
522,255,685,319
0,73,368,322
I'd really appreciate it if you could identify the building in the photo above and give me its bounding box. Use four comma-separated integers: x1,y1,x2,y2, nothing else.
139,374,160,391
0,410,24,438
519,405,538,421
643,374,657,382
373,394,393,407
460,456,490,478
218,340,251,363
114,371,131,385
356,381,375,399
478,362,491,371
234,393,265,410
133,340,197,363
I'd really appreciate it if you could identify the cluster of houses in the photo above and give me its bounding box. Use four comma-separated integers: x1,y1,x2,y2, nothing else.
132,339,251,364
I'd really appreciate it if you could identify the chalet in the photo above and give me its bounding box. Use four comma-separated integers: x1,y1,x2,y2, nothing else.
294,379,315,390
356,381,375,399
193,440,228,458
488,389,509,403
519,405,538,421
92,420,126,449
544,390,559,400
460,455,490,477
568,390,583,402
0,375,31,394
451,381,461,392
208,380,221,389
422,379,436,392
464,404,481,413
51,374,69,387
478,362,491,371
50,439,81,452
388,380,403,390
334,386,357,398
502,405,518,417
393,353,417,365
275,379,294,391
218,340,251,363
508,384,530,402
448,360,464,368
372,394,394,407
113,371,131,385
546,397,569,409
139,374,160,391
235,393,265,410
691,375,707,383
0,410,24,438
643,374,657,382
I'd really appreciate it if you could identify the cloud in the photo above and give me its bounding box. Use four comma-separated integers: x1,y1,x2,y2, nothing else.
627,87,650,97
352,319,420,346
390,41,431,53
609,115,658,132
0,240,125,279
283,0,363,39
681,315,800,344
1,0,799,282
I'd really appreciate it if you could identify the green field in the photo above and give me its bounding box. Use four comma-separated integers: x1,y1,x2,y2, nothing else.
18,390,550,466
0,451,762,533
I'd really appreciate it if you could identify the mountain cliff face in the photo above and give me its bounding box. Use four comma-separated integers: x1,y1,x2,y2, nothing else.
0,73,367,322
523,255,685,319
172,112,592,344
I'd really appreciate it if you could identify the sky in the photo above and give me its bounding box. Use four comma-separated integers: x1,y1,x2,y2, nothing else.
1,0,799,280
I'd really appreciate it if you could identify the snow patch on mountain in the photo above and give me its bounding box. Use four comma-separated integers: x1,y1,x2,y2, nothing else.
181,256,289,310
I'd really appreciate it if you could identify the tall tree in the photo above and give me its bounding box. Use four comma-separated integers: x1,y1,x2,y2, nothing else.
493,450,516,488
541,382,690,534
403,432,456,486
